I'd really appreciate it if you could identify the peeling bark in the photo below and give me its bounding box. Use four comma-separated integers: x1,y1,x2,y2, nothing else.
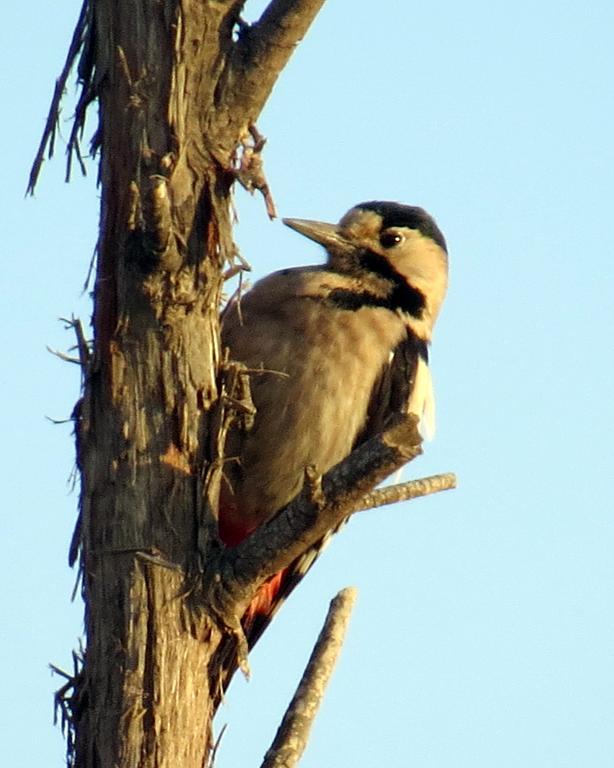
32,2,326,766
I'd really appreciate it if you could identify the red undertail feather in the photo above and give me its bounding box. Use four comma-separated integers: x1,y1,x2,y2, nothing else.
217,513,257,548
241,568,289,639
218,503,309,649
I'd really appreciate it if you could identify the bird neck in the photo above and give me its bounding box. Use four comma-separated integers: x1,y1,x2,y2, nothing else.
327,249,436,341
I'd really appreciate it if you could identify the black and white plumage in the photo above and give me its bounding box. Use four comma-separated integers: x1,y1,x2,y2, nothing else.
219,201,448,645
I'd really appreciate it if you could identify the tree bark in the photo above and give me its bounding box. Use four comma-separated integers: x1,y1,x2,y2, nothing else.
37,2,327,766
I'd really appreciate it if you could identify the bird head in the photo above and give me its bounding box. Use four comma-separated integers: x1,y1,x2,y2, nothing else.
283,201,449,340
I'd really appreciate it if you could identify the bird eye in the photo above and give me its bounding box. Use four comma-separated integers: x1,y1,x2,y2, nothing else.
379,231,404,248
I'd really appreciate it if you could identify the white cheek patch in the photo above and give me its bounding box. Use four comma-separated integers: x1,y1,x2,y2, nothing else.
407,356,436,441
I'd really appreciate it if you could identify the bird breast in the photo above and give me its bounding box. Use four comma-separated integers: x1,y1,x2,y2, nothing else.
221,269,409,532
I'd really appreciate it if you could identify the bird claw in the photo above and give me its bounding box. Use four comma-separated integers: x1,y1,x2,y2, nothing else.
303,466,325,510
198,565,252,678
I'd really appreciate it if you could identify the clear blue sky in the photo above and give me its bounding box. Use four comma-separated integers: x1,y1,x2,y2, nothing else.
2,1,614,766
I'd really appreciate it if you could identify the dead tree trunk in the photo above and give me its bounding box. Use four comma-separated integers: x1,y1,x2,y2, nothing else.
30,2,455,767
31,2,328,765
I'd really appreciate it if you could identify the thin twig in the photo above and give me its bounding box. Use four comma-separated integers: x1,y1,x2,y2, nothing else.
355,472,457,513
207,723,227,768
46,347,82,365
260,587,357,768
27,0,91,194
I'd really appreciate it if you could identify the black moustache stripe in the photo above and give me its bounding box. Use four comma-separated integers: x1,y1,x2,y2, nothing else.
321,287,424,319
355,250,426,318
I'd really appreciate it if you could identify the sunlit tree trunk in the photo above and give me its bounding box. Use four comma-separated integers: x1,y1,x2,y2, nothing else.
32,2,326,765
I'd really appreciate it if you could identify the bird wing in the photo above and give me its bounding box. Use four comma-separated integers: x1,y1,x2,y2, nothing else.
357,329,429,442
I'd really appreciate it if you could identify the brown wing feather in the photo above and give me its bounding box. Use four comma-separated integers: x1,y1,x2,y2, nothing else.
356,331,426,445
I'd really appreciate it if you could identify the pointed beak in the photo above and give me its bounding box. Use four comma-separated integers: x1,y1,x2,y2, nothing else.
282,217,349,251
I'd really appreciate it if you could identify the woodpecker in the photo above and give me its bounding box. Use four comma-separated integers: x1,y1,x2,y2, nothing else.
220,201,448,647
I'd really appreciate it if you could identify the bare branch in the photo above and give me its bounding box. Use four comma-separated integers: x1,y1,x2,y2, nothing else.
219,0,327,129
260,587,357,768
206,414,423,625
355,472,457,513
